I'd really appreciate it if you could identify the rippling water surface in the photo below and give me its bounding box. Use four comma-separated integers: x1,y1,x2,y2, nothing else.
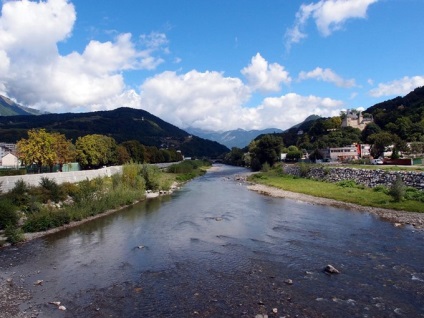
2,165,424,317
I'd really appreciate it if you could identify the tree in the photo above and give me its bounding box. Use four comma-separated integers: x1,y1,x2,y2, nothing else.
368,132,398,158
250,135,283,170
17,129,57,173
286,145,302,161
52,133,76,172
76,134,118,169
121,140,146,163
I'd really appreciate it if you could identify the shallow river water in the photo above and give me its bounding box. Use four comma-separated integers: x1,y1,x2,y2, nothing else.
1,164,424,317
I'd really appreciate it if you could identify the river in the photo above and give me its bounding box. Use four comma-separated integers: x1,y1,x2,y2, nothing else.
1,164,423,317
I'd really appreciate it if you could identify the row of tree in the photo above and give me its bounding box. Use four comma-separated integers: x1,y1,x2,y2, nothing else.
17,129,183,172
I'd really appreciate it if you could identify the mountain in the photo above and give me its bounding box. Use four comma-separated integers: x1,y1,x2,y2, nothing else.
0,107,229,158
0,95,45,116
186,127,283,149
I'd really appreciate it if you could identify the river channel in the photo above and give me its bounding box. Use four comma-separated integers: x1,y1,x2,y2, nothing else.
1,164,424,317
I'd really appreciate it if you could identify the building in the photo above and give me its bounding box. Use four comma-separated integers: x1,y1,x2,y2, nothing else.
321,145,359,161
1,153,19,167
0,142,16,158
341,110,373,131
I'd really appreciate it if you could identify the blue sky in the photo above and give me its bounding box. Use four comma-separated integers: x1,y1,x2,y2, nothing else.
0,0,423,131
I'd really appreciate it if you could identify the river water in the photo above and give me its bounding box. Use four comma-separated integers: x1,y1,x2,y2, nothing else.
1,164,424,317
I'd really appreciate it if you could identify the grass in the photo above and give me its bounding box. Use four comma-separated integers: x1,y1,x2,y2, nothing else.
249,171,424,213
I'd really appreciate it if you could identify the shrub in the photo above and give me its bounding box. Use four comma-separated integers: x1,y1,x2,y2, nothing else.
389,175,406,202
373,185,389,194
404,187,424,202
0,199,19,230
8,179,30,207
5,225,24,245
261,162,270,172
39,177,65,203
298,162,311,178
142,164,160,191
337,179,359,188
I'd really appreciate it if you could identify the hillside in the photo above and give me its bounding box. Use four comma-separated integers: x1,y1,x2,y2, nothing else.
0,95,44,116
0,107,229,158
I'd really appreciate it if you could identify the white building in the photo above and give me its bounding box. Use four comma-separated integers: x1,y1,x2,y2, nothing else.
1,153,19,167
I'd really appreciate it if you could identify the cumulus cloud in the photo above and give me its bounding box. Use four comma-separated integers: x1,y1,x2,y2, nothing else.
286,0,378,48
139,70,252,130
253,93,343,129
298,67,356,88
136,68,343,131
241,53,291,92
369,76,424,97
0,0,168,111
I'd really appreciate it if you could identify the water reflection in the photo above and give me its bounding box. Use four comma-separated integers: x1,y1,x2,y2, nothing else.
6,165,424,317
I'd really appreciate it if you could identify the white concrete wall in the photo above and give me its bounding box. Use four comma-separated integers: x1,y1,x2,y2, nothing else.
0,166,123,193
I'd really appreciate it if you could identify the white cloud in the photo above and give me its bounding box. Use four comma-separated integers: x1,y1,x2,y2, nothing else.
139,70,251,130
241,53,291,93
0,0,167,111
369,76,424,97
136,68,343,131
298,67,356,88
253,93,344,129
286,0,378,48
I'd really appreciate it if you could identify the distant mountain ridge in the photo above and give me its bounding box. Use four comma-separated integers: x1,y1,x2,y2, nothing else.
186,127,283,149
0,106,229,158
0,95,45,116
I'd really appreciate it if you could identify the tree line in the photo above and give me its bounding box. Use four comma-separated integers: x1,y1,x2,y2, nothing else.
16,129,183,172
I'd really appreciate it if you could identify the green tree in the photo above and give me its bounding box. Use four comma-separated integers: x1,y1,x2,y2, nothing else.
368,132,398,158
250,135,283,170
76,134,118,169
121,140,146,163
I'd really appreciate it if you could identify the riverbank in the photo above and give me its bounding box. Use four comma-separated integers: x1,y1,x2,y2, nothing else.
247,183,424,230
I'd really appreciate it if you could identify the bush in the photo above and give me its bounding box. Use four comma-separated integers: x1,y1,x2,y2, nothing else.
337,179,359,188
261,162,270,172
0,199,19,230
298,162,311,178
373,185,389,194
404,187,424,202
141,164,160,191
7,179,30,207
5,225,24,245
39,177,65,203
389,175,406,202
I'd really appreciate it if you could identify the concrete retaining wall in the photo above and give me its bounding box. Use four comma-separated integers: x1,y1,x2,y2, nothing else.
0,166,123,193
283,165,424,190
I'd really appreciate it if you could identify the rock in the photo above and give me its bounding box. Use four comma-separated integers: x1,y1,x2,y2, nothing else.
58,305,66,311
49,301,61,306
215,217,223,221
137,245,145,249
284,279,293,285
324,264,340,274
272,307,278,313
34,280,43,286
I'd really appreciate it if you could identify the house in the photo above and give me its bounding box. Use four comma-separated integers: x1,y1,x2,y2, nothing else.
1,153,19,167
341,110,373,131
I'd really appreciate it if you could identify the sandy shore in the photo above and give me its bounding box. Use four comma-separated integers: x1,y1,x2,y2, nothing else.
247,183,424,230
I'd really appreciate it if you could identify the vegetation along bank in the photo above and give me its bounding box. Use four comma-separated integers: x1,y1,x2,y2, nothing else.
0,160,211,246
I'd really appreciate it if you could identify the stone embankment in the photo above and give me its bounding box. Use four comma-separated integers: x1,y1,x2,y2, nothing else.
283,165,424,190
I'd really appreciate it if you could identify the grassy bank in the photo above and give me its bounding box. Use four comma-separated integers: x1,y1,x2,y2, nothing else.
0,160,211,245
248,169,424,213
